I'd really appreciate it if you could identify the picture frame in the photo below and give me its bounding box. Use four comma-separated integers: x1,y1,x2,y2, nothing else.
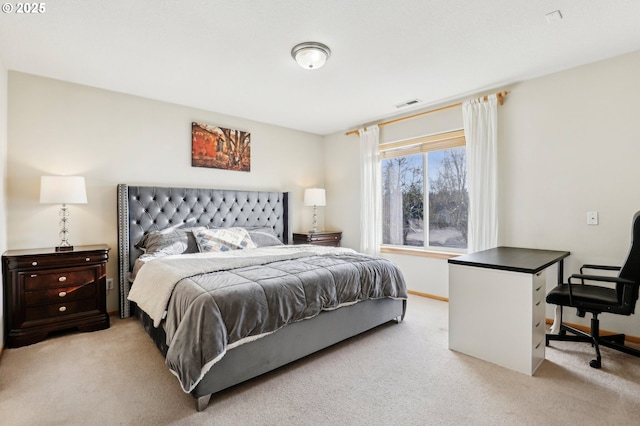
191,122,251,172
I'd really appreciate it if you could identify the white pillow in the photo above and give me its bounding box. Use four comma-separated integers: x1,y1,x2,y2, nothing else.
193,227,257,252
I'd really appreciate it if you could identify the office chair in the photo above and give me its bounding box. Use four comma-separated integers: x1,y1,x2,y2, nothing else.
546,211,640,369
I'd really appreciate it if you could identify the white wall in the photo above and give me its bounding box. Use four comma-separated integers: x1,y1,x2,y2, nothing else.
0,57,8,348
499,50,640,336
326,50,640,337
6,72,325,313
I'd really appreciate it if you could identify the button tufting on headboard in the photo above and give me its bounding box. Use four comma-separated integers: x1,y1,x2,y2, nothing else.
117,184,291,319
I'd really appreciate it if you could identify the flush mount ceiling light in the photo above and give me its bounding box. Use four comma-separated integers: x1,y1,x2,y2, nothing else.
291,42,331,70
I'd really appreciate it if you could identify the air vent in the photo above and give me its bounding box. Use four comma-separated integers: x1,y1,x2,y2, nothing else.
395,99,422,109
545,10,563,23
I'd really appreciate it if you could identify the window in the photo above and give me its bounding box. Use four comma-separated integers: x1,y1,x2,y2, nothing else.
380,130,468,251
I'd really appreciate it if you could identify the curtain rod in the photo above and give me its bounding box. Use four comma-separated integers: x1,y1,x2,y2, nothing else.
345,91,510,136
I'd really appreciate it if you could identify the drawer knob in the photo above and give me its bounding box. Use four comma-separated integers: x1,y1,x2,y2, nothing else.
58,291,67,297
31,261,38,266
59,306,67,312
58,276,67,282
86,257,91,262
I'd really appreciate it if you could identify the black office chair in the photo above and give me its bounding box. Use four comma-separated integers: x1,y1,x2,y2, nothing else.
545,211,640,369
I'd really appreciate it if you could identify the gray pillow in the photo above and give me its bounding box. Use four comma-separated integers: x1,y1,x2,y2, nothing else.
135,227,203,255
247,227,284,247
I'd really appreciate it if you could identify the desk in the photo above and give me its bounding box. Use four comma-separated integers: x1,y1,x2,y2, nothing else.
448,246,569,375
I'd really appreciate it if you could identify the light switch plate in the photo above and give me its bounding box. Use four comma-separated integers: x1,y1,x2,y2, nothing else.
587,211,598,225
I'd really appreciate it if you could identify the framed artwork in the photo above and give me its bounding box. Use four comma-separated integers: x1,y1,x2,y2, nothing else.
191,122,251,172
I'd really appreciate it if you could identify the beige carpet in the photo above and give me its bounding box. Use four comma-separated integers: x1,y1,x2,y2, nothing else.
1,295,639,425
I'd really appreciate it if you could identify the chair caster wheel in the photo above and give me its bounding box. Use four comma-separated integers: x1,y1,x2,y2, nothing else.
589,359,601,369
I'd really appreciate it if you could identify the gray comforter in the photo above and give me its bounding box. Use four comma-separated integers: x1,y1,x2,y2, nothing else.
131,246,407,393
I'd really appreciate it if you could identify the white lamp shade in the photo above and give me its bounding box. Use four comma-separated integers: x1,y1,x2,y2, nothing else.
304,188,326,206
40,176,88,204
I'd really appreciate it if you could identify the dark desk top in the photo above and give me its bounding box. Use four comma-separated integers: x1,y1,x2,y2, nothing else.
448,246,570,274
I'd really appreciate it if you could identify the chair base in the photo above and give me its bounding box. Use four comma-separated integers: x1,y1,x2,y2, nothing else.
546,319,640,369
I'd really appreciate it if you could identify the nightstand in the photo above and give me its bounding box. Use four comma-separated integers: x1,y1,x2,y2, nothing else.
2,244,110,347
293,231,342,247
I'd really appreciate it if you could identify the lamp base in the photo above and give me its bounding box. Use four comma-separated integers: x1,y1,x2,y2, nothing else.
55,245,74,252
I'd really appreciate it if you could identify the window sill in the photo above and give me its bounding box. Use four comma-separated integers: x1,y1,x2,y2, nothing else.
380,246,463,260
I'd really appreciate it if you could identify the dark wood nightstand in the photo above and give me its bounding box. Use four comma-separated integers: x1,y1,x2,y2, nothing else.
293,231,342,247
2,244,110,347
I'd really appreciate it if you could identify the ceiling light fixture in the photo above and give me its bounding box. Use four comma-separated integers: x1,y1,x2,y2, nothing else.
291,42,331,70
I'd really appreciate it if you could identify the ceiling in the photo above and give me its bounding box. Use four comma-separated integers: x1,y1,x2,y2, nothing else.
1,0,639,136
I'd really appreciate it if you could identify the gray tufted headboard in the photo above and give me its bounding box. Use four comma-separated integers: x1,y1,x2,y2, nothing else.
117,184,292,318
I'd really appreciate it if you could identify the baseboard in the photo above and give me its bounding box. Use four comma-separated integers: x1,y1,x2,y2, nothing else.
407,289,448,302
406,291,640,343
545,318,640,344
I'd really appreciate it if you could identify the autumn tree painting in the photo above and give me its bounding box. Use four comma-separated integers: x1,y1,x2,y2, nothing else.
191,122,251,172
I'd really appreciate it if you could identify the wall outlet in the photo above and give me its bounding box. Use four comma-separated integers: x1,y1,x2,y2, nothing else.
587,211,598,225
106,278,114,291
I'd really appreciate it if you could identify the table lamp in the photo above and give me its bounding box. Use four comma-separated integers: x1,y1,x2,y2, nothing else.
304,188,325,233
40,176,87,251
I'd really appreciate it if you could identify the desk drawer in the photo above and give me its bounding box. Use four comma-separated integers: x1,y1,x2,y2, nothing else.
533,315,545,344
532,271,545,299
532,336,545,370
532,271,546,323
533,295,545,323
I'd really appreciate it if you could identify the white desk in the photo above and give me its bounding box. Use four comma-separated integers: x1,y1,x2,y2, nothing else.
448,247,569,375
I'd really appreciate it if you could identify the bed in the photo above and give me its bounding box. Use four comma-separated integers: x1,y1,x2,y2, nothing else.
117,184,407,411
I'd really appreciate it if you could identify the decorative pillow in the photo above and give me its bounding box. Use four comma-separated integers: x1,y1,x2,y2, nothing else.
193,227,257,253
247,227,283,247
135,227,204,256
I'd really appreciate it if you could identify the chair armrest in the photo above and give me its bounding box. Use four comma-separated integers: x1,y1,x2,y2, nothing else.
565,274,635,305
580,264,621,274
569,274,634,285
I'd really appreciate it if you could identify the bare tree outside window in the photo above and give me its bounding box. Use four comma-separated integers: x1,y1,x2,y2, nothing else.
382,147,468,249
428,148,468,248
382,154,423,246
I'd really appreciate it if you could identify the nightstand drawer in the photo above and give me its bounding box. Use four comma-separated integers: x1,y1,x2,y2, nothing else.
12,252,108,270
25,282,97,307
308,234,340,243
25,298,98,321
293,231,342,247
23,268,97,291
21,266,99,291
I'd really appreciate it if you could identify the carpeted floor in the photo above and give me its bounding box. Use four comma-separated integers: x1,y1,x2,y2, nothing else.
1,295,639,425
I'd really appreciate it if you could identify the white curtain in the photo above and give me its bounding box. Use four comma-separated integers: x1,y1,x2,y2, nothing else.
359,125,381,255
463,94,498,253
